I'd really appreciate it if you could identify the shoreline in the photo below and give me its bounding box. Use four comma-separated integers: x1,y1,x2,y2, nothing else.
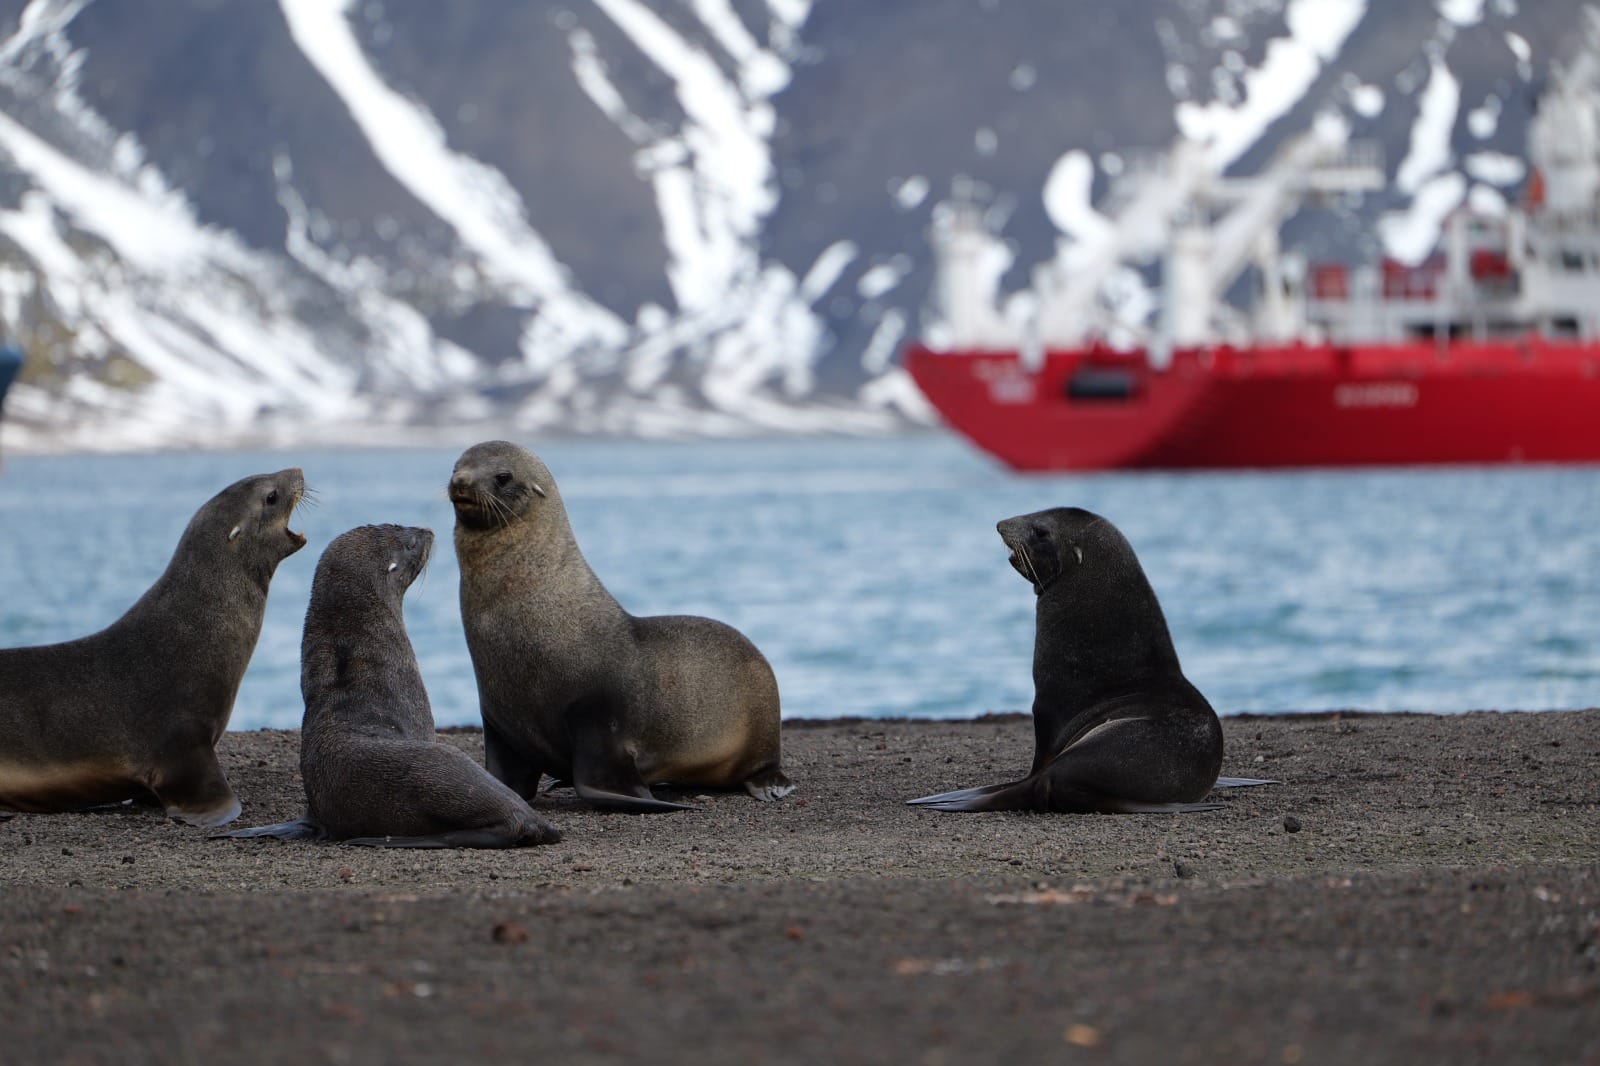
3,710,1597,1063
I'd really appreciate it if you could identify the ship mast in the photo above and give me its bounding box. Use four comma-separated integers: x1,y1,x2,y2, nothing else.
927,121,1381,366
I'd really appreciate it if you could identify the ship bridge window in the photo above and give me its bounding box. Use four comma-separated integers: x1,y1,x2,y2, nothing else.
1066,368,1140,402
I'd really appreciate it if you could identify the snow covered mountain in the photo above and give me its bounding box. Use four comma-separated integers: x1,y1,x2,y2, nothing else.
0,0,1586,450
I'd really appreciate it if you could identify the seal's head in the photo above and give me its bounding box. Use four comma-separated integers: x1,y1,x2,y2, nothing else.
448,440,553,532
313,524,433,611
996,507,1105,596
204,468,308,567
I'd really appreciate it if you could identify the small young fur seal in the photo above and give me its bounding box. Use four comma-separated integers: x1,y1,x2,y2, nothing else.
223,525,560,848
450,440,794,813
909,507,1271,813
0,469,308,826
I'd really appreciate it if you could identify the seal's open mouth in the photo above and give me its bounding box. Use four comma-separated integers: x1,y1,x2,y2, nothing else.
285,484,310,550
1008,546,1040,586
997,521,1046,591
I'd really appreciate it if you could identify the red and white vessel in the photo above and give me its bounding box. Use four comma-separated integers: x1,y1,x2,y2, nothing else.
905,28,1600,472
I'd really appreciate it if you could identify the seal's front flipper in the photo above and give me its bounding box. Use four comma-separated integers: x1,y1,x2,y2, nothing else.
1213,777,1277,788
214,817,322,841
153,751,242,827
574,781,700,813
484,721,543,800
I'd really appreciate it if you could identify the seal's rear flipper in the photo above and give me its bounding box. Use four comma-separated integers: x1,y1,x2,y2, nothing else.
575,781,700,813
908,781,1004,806
570,722,699,812
1098,798,1228,814
906,781,1029,812
156,749,243,827
214,817,321,841
341,827,556,848
1213,777,1277,788
910,780,1228,814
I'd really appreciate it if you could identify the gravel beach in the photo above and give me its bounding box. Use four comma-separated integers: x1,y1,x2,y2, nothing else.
2,710,1598,1064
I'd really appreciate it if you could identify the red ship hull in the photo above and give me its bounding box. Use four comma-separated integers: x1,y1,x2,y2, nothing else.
903,340,1600,471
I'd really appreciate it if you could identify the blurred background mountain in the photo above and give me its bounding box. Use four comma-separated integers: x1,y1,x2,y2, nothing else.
0,0,1584,449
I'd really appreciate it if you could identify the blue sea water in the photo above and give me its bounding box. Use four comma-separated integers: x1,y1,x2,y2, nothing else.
1,435,1597,729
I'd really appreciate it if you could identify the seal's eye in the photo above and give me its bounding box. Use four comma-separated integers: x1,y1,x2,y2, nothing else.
387,561,399,573
266,490,279,506
494,472,513,487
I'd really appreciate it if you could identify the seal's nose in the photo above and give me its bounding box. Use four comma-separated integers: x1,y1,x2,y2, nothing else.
448,471,474,502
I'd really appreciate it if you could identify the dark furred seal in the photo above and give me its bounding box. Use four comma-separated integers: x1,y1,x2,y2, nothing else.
909,507,1271,813
0,470,307,826
450,440,793,813
224,525,560,848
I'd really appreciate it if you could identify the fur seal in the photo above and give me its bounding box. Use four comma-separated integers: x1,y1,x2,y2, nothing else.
909,507,1271,813
449,440,794,813
224,525,560,847
0,469,308,826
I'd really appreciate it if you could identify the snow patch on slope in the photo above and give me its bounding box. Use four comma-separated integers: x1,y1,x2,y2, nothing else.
1395,58,1460,193
1042,150,1112,244
278,0,625,365
1380,172,1467,263
0,2,479,452
1176,0,1368,168
1464,150,1525,185
585,0,784,311
1437,0,1486,27
552,0,907,433
1350,83,1385,117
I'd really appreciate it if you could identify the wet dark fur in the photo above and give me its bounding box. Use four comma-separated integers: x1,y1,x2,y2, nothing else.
909,507,1261,814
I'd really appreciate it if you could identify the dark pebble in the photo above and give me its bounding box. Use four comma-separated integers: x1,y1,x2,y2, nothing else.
1284,815,1303,833
492,921,529,945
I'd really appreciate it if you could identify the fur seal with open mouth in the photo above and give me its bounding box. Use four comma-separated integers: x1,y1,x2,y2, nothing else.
909,507,1271,813
0,469,308,826
224,524,560,847
450,440,793,814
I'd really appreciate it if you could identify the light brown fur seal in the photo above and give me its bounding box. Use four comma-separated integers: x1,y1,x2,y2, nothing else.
450,440,793,813
0,469,307,826
224,524,560,847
